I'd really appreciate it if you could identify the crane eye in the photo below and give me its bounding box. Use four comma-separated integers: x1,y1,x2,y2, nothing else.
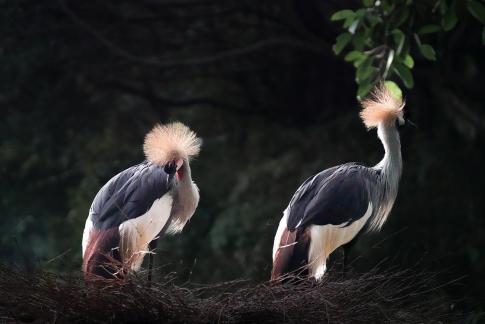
164,161,177,174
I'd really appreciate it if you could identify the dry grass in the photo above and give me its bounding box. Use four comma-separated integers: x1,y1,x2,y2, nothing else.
0,264,459,323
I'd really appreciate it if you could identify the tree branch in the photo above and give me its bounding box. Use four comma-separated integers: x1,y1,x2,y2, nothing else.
58,0,326,69
105,81,276,115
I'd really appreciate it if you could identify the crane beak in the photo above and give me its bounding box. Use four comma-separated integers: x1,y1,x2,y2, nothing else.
405,119,417,129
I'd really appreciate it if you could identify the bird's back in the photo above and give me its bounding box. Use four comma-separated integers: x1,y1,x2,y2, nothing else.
286,163,377,230
89,162,173,230
82,161,174,279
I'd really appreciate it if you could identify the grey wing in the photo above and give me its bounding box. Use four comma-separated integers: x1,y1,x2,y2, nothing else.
89,161,174,230
285,166,340,226
287,164,375,229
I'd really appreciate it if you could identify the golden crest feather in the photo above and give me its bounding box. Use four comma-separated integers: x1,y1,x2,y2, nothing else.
143,122,201,165
359,83,405,129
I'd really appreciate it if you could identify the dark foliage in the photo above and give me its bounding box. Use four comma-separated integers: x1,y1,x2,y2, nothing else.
1,0,484,320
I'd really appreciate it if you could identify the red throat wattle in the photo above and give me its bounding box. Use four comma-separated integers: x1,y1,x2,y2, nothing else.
176,169,184,180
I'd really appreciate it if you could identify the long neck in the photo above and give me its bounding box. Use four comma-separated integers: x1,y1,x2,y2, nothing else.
374,122,402,179
368,122,402,231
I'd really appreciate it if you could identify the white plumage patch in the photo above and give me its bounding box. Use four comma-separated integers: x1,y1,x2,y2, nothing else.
143,122,201,166
272,209,289,260
308,202,373,280
165,182,200,234
82,216,94,258
118,193,174,271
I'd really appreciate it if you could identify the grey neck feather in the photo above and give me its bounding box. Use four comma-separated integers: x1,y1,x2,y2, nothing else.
369,122,402,231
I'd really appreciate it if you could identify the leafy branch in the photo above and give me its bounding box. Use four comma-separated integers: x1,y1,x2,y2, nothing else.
330,0,485,99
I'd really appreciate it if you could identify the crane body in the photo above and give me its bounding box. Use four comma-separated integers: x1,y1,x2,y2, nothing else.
82,122,200,280
272,85,413,280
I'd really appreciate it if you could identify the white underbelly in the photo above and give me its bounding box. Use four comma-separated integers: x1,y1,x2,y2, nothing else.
308,202,373,279
118,193,174,271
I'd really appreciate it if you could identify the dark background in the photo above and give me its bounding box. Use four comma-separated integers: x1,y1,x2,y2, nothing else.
1,0,484,317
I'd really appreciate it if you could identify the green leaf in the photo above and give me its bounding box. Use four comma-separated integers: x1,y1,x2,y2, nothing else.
331,10,355,21
348,19,360,34
393,63,414,88
440,0,448,16
391,29,405,54
414,33,422,47
403,54,414,69
356,57,374,83
398,41,411,61
352,30,366,51
353,55,368,68
367,13,383,27
355,8,367,18
418,24,441,35
382,2,396,13
419,43,437,60
348,8,367,29
442,2,458,31
363,0,374,7
468,0,485,24
365,27,375,45
384,81,403,101
344,51,365,62
393,8,410,28
357,82,374,100
343,15,356,28
333,33,352,55
383,49,395,79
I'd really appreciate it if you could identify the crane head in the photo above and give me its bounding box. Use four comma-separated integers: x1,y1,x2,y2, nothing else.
144,122,201,166
360,83,417,131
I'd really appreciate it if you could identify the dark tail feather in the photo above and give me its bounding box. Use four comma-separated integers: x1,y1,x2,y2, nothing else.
82,228,123,280
271,228,310,281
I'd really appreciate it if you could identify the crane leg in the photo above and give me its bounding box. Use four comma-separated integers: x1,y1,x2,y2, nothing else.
147,240,158,283
342,246,348,278
341,240,355,279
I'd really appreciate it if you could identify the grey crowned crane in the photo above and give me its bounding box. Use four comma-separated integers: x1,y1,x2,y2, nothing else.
271,84,415,281
82,122,201,281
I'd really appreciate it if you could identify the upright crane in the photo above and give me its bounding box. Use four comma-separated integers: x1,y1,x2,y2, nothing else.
272,85,415,280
